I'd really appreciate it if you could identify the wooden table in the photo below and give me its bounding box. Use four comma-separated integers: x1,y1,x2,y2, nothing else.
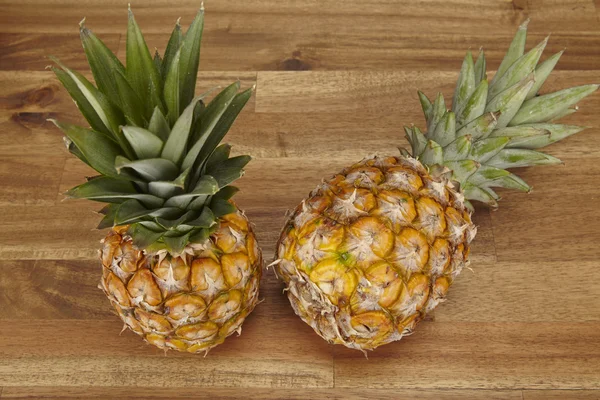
1,0,600,398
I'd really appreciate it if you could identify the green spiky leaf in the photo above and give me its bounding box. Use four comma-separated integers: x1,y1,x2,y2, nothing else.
67,176,164,208
510,84,599,126
147,168,190,198
213,186,240,201
473,49,487,84
463,184,499,208
114,68,146,127
126,7,164,118
526,50,563,100
418,91,432,121
115,156,179,181
456,79,487,128
430,112,456,147
443,135,472,161
486,149,562,169
456,111,500,140
488,36,547,99
405,126,427,156
121,126,164,159
97,204,119,229
191,87,254,178
427,93,446,135
181,82,241,170
164,45,182,126
468,165,531,192
470,137,510,163
178,8,205,108
444,160,479,185
80,24,125,107
419,140,443,165
206,155,251,188
206,143,232,169
162,90,213,165
490,19,528,87
52,120,123,178
452,51,475,115
210,198,237,218
148,106,171,141
162,19,184,80
50,58,123,138
485,74,535,129
128,223,165,248
186,206,216,228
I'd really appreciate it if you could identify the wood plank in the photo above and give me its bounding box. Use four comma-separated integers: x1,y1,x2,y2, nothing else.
1,387,524,399
0,0,597,35
2,70,596,161
0,71,88,158
0,70,256,158
121,32,600,72
0,156,65,206
0,260,111,319
255,70,599,117
0,33,120,71
214,110,600,161
0,204,104,260
435,261,600,322
0,275,333,387
524,390,600,399
2,14,599,72
491,158,600,263
1,0,599,395
333,322,600,389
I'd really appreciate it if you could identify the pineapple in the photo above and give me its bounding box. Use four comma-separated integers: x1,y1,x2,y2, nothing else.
50,6,262,354
273,20,598,352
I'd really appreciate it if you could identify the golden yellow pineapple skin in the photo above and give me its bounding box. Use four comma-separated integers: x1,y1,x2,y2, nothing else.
100,210,262,354
275,156,476,351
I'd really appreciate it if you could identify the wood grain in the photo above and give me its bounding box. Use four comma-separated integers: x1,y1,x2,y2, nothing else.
1,0,600,397
524,390,600,399
0,387,525,399
0,260,111,319
333,322,600,389
1,0,598,35
0,33,120,71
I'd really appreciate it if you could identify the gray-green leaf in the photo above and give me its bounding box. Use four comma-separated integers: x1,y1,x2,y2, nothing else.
178,7,205,109
121,126,164,159
126,7,164,119
51,119,123,178
509,84,599,126
115,156,179,181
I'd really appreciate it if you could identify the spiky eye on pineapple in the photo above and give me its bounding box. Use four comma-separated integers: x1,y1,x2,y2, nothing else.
50,5,261,354
273,20,598,352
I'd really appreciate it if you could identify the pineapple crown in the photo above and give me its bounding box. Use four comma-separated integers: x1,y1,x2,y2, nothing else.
405,19,598,210
50,5,253,254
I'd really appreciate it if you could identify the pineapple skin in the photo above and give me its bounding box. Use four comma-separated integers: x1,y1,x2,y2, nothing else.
100,209,262,354
275,155,476,351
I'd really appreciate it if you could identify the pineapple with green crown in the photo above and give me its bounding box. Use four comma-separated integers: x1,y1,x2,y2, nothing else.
274,20,598,352
50,5,262,354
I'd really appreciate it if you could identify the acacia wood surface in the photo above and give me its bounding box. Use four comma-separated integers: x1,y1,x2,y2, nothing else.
1,0,599,398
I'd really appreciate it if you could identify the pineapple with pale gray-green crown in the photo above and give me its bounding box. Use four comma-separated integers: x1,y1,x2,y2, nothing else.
274,19,598,352
50,5,261,354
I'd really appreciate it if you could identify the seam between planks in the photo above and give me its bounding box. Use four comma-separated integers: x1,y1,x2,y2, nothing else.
252,72,258,113
332,356,336,389
487,208,500,263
